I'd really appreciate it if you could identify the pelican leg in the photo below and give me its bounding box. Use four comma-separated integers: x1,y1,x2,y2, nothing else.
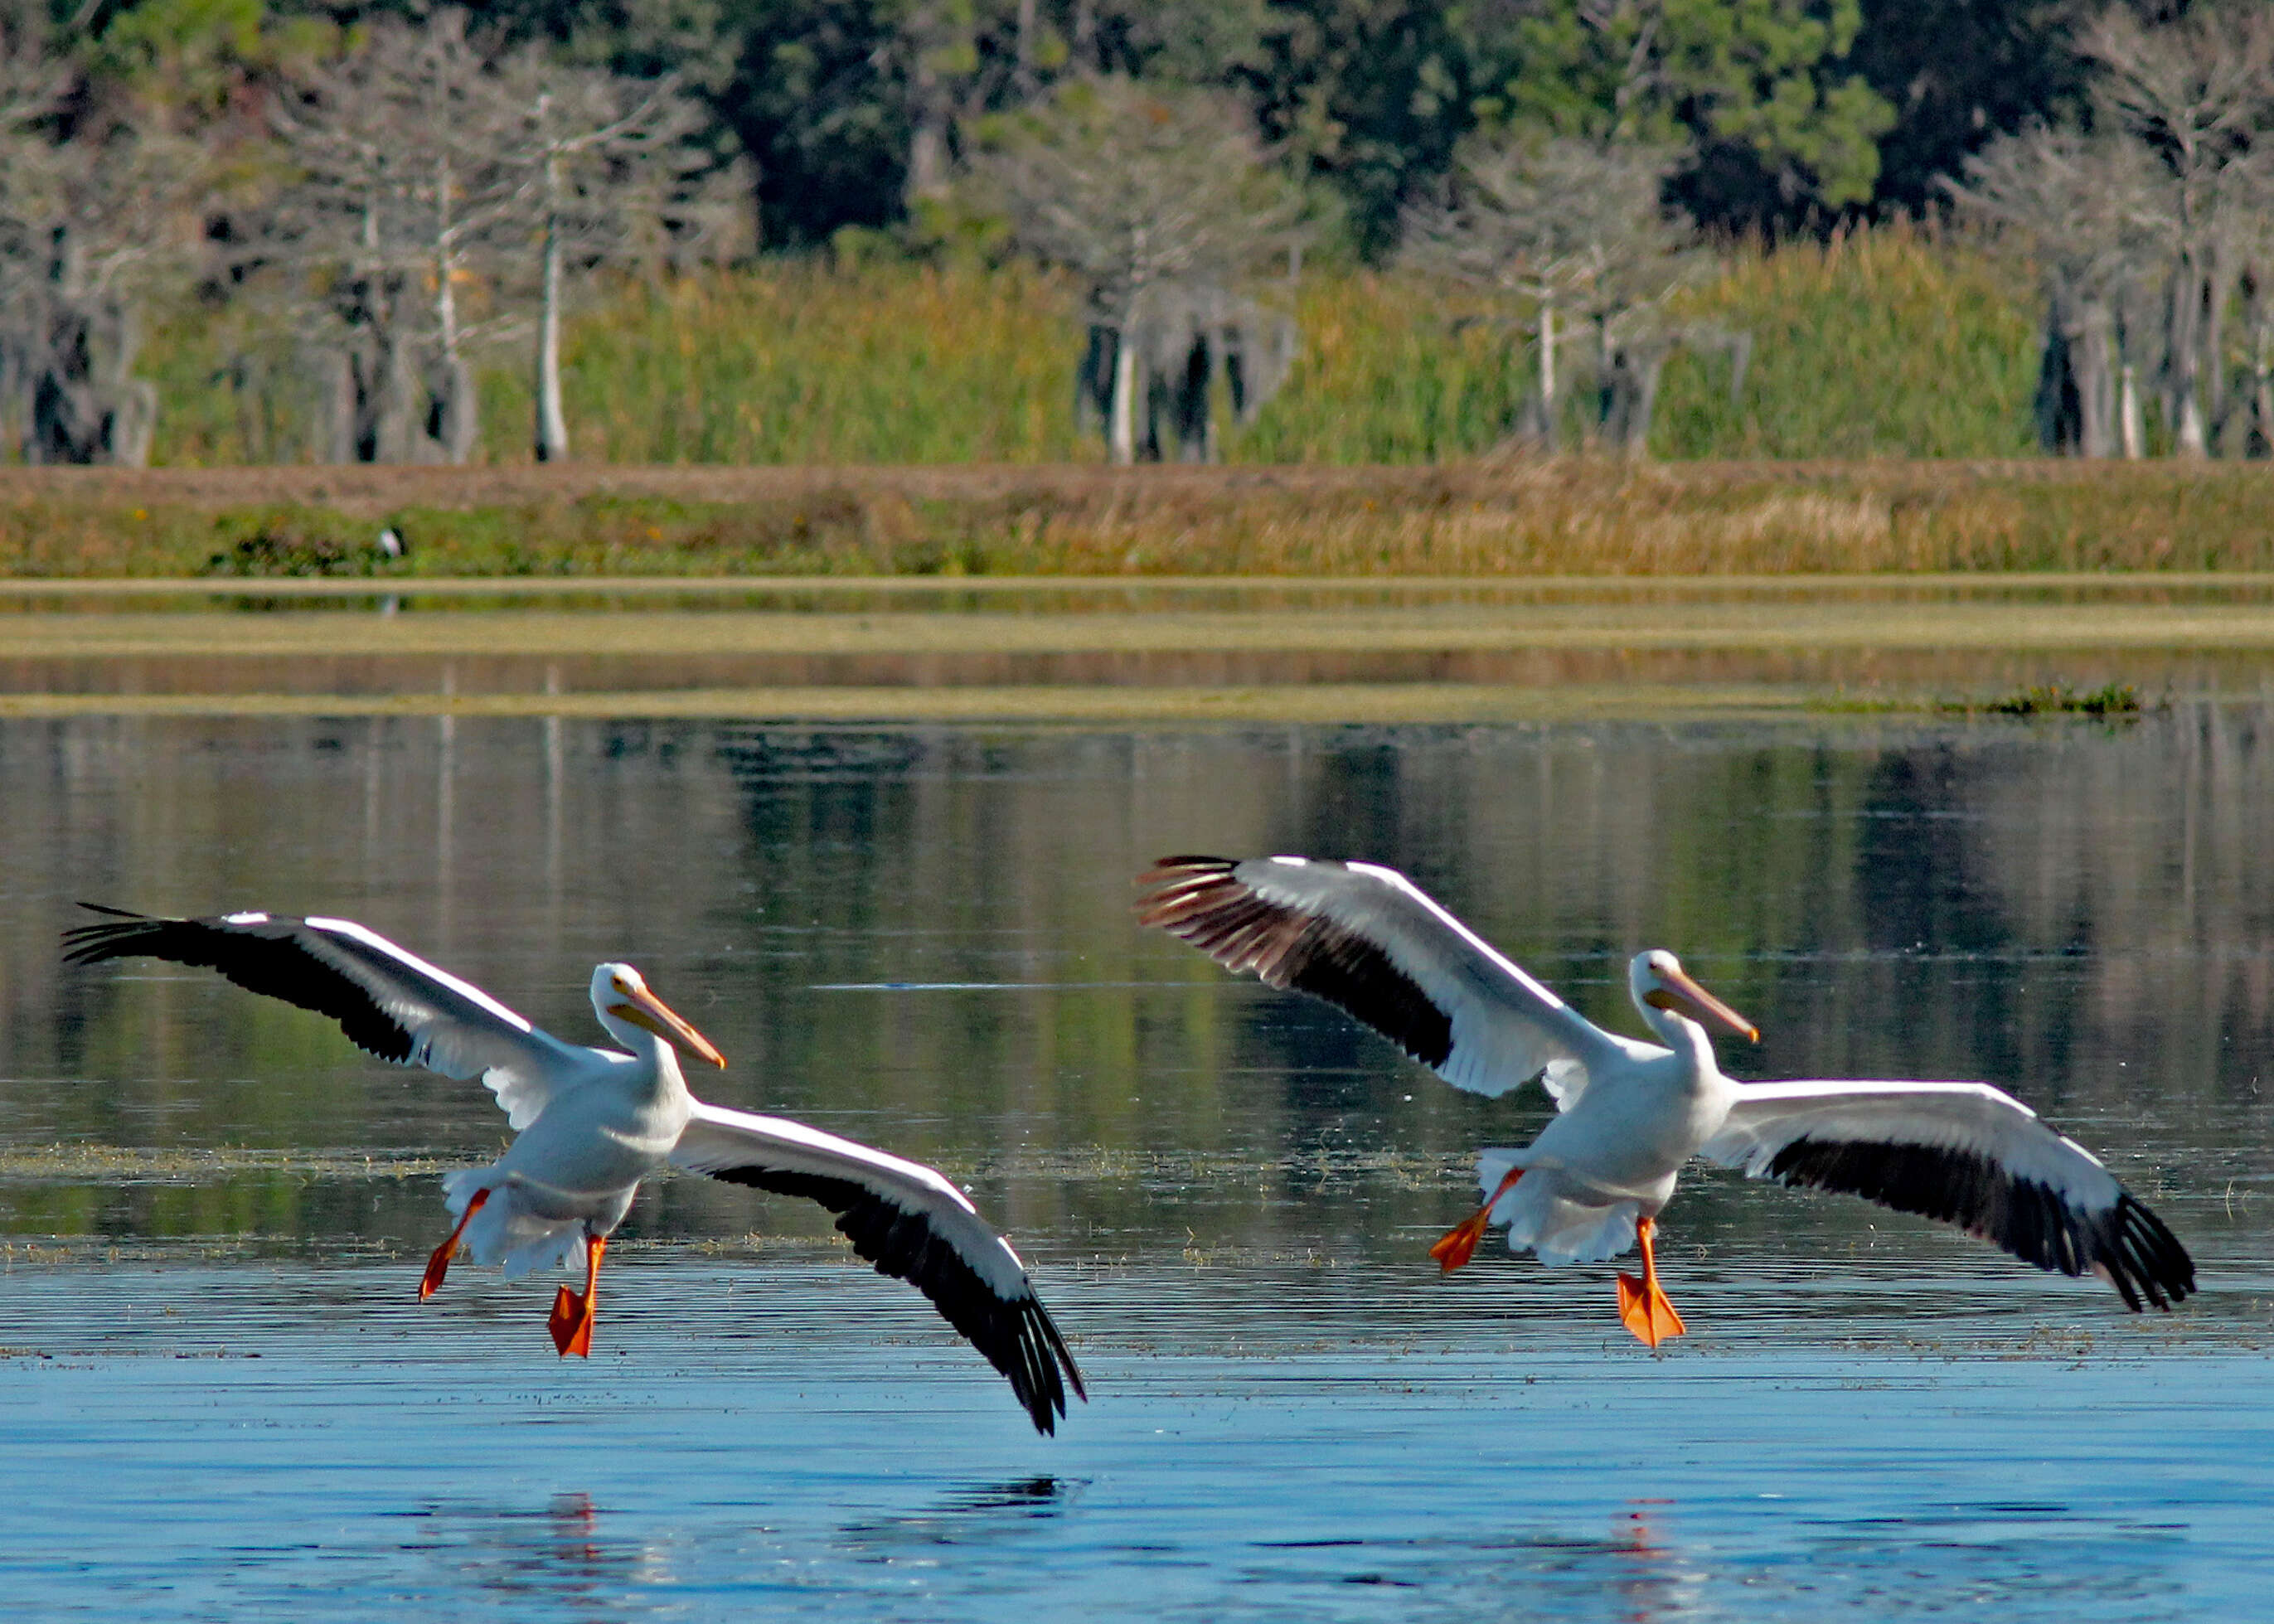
547,1234,607,1357
1429,1167,1525,1273
1615,1216,1688,1349
419,1188,490,1300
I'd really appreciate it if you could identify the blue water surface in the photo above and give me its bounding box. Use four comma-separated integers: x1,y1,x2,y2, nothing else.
4,1258,2267,1622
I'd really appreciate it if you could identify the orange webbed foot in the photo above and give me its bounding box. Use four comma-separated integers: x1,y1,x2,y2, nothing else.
1615,1273,1687,1349
1428,1167,1524,1275
1616,1214,1687,1349
419,1188,489,1301
547,1234,605,1357
548,1287,594,1357
419,1243,453,1302
1429,1211,1492,1273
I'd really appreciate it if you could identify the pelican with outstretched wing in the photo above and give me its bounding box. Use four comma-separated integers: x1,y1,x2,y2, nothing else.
1137,856,2194,1346
63,905,1085,1433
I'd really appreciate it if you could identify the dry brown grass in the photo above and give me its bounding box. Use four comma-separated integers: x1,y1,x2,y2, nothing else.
1,458,2270,577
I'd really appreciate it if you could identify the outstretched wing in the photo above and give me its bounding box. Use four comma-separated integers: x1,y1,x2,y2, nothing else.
61,905,588,1129
1702,1079,2194,1310
671,1101,1086,1435
1135,855,1645,1104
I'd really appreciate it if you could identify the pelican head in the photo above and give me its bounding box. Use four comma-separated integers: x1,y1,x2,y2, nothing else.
591,962,727,1068
1630,950,1758,1044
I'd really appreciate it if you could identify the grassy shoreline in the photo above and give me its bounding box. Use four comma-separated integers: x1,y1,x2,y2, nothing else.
2,460,2272,579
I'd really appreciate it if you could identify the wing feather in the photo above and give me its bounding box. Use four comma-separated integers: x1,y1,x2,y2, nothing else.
1137,856,1641,1103
61,905,585,1128
1702,1080,2194,1310
671,1102,1085,1434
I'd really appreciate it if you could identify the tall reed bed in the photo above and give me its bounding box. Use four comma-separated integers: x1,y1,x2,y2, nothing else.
1224,274,1526,462
129,229,2042,468
497,260,1091,463
1654,227,2041,458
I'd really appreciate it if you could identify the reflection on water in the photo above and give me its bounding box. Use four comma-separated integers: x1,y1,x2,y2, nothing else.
839,1475,1080,1562
3,710,2273,1620
2,707,2267,1275
401,1492,673,1621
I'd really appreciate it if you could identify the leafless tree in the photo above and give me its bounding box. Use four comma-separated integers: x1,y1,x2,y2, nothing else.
493,56,747,463
2226,158,2274,455
1402,135,1713,455
268,11,524,464
2078,2,2274,458
0,17,205,465
975,77,1305,463
1951,127,2164,458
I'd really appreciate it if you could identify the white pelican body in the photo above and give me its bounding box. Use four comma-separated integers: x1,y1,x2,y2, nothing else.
1138,856,2194,1345
64,906,1085,1431
434,965,701,1297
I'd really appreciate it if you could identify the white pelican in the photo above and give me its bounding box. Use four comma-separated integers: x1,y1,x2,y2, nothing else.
62,905,1086,1432
1137,856,2194,1346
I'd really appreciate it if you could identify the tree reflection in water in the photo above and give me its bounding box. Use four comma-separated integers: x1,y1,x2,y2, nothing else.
4,709,2264,1288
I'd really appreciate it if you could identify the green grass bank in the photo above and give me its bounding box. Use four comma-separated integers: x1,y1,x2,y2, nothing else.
2,460,2268,579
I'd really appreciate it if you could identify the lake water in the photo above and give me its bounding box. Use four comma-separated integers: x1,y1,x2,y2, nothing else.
4,708,2272,1619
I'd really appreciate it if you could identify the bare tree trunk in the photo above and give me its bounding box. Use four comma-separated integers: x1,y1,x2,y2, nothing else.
2244,277,2272,457
2175,390,2208,455
1108,323,1138,465
1072,0,1096,72
1015,0,1039,97
429,355,478,463
1591,313,1613,451
2120,358,2145,459
2076,303,2115,458
2253,342,2274,458
1537,298,1557,450
2203,258,2234,454
904,22,953,206
1602,341,1669,459
908,110,950,202
319,348,355,463
2167,265,2209,458
429,153,479,465
535,143,570,463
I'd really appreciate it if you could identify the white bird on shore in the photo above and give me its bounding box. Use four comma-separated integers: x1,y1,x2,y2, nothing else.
1137,856,2194,1347
63,905,1085,1432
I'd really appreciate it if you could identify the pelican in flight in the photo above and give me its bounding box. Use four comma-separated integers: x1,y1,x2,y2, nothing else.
62,905,1086,1432
1137,856,2194,1346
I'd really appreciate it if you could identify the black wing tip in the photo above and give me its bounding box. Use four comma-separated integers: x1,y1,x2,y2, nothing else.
1013,1297,1087,1435
2101,1190,2195,1313
61,906,171,964
711,1166,1085,1433
1762,1138,2198,1313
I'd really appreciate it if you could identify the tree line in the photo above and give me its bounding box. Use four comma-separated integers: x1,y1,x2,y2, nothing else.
0,2,736,466
0,1,2266,467
1955,6,2274,458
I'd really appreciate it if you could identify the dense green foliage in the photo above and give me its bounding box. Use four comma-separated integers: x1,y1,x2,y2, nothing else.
71,0,2080,249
